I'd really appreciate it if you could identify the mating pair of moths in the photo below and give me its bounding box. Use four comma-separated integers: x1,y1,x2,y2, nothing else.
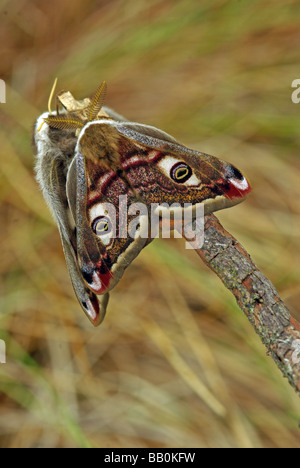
33,82,251,326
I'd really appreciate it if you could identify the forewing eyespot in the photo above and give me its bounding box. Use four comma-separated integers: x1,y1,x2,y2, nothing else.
92,216,112,237
170,162,192,183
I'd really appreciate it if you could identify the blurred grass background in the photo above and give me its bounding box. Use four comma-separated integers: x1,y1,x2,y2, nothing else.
0,0,300,448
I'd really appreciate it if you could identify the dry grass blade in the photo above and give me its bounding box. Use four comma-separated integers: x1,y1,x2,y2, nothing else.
143,317,227,418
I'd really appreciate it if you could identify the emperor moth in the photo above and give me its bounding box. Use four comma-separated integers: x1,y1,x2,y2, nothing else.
33,82,251,326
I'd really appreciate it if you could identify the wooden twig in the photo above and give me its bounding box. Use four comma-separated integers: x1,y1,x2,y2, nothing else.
182,214,300,396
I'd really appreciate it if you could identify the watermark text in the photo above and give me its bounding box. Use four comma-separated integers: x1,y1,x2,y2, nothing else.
291,79,300,104
0,79,6,103
291,339,300,364
92,195,205,249
0,339,6,363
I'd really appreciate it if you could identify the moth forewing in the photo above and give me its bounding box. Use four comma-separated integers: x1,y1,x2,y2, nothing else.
113,122,251,210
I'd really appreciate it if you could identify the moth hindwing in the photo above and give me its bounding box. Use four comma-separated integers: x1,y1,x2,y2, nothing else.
33,82,251,326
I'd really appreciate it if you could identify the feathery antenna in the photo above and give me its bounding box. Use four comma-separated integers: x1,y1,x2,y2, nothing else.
43,115,84,130
87,81,107,121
